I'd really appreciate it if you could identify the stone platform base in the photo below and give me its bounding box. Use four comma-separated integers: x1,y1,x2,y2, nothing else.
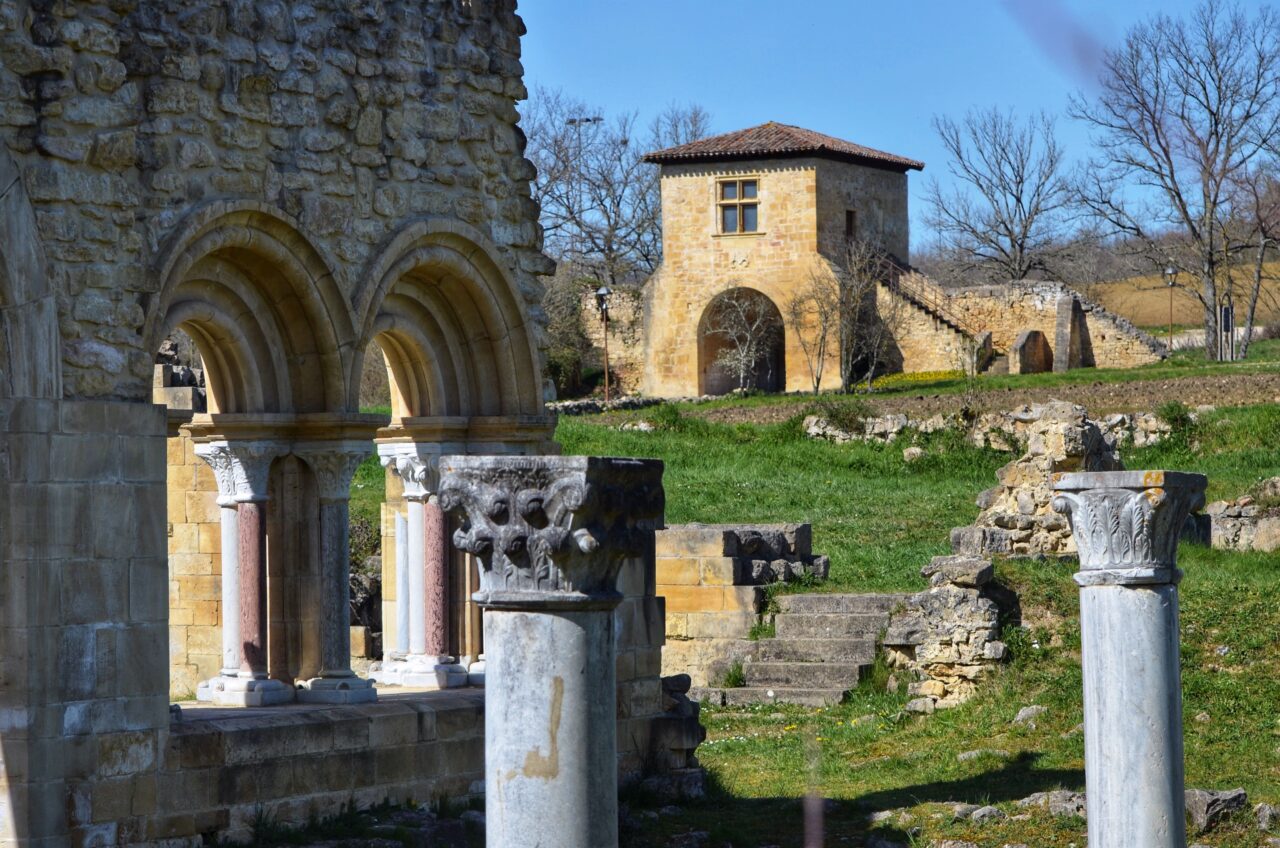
165,689,486,844
197,675,296,706
370,656,468,689
296,675,378,704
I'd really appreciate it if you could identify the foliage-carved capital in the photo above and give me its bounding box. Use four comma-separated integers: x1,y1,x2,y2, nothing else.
438,455,665,609
1052,470,1206,583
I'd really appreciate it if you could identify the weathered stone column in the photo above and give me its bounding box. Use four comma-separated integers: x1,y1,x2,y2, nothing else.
373,444,466,687
439,455,665,848
296,443,378,704
193,443,243,686
394,511,410,656
1053,470,1207,848
199,442,294,706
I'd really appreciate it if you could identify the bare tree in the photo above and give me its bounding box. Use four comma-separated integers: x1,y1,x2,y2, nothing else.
836,241,909,392
704,288,783,392
925,108,1071,283
1071,0,1280,358
1226,164,1280,356
522,87,711,286
785,265,841,394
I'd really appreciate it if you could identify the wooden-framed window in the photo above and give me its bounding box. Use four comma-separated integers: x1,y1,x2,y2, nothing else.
717,178,759,234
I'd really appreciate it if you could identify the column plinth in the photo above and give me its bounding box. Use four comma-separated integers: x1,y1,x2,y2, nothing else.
439,454,664,848
295,443,377,705
1053,470,1206,848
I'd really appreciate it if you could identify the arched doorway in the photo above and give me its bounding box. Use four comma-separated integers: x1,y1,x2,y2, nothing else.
697,287,786,395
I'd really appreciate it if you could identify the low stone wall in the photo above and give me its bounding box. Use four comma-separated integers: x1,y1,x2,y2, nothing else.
883,555,1008,711
805,403,1168,452
657,523,828,686
1207,491,1280,553
152,693,485,845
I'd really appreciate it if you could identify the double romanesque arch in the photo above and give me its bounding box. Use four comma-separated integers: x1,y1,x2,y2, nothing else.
148,205,544,421
353,220,545,420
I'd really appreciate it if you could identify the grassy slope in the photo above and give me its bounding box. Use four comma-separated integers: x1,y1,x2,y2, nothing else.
568,406,1280,847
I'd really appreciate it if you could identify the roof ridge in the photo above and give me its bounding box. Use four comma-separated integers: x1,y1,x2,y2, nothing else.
642,122,923,171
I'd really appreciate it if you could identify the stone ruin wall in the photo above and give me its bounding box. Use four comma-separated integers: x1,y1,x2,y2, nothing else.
938,279,1164,371
657,523,829,687
0,0,551,402
578,283,645,395
0,3,713,845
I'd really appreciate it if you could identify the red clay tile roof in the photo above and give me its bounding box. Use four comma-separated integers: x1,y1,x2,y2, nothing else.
643,121,924,171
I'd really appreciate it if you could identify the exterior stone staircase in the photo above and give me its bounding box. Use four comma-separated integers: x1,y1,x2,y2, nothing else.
691,593,905,707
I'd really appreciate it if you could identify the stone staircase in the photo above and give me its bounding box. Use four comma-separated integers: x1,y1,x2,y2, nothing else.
692,593,905,707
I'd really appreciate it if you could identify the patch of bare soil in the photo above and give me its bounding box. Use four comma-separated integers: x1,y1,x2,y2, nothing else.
689,372,1280,426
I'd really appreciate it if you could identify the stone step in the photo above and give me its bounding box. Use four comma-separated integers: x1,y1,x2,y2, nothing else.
774,593,906,615
774,613,887,640
742,660,867,689
704,686,850,707
750,637,878,664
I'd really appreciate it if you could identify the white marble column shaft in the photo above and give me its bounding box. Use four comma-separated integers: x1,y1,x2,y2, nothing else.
1053,470,1206,848
194,441,294,707
439,454,664,848
394,511,409,655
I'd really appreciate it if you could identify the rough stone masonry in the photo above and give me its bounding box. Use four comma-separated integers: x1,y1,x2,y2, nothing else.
0,3,709,846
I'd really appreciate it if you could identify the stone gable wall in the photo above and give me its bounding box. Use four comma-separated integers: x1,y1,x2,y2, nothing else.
0,0,549,401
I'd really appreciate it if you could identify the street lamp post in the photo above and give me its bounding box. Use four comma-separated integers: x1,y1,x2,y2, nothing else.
1164,265,1177,354
595,285,613,403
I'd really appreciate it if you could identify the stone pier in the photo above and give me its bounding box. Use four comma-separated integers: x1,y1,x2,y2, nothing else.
439,455,665,848
1053,470,1207,848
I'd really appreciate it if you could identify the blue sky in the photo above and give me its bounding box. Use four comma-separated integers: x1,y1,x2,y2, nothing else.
518,0,1268,251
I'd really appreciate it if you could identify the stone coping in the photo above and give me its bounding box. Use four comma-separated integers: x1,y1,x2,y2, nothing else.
174,686,484,727
1053,470,1208,492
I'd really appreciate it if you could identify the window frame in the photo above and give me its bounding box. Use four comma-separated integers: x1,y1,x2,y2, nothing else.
715,176,761,236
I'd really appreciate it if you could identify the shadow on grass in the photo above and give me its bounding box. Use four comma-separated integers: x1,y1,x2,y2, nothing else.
626,753,1083,847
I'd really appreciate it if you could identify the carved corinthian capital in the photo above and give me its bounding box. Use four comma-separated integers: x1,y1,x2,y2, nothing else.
438,455,665,609
194,441,283,503
1052,470,1207,586
297,442,370,503
377,443,445,502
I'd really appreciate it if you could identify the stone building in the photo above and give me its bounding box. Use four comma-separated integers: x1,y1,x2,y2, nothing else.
638,121,922,396
633,122,1162,397
0,3,698,845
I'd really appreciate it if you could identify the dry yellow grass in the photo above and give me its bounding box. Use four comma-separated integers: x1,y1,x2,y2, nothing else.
1083,263,1280,329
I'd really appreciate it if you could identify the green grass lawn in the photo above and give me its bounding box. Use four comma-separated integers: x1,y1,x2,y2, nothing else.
641,336,1280,420
346,385,1280,846
561,404,1280,847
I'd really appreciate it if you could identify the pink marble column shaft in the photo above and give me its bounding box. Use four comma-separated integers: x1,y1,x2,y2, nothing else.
424,497,449,658
238,500,269,679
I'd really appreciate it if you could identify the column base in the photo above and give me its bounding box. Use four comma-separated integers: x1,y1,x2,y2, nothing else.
370,655,468,689
296,674,378,704
197,675,296,707
467,655,486,687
